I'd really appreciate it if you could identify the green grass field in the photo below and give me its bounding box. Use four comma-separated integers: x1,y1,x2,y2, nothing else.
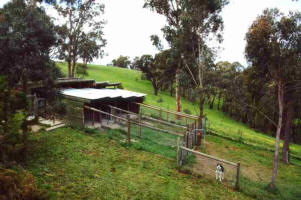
57,62,301,158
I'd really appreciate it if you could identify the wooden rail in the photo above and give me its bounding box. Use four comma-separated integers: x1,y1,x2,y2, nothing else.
107,105,187,130
180,146,238,166
84,106,183,137
134,103,199,120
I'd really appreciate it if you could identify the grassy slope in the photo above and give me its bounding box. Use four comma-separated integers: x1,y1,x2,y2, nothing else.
57,62,301,157
27,128,251,200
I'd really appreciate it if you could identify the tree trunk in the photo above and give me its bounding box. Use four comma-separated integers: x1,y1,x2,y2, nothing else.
71,60,76,78
217,93,221,110
22,72,29,162
153,84,159,96
270,80,284,190
283,100,293,164
67,59,72,78
209,95,215,109
176,69,181,113
68,9,73,78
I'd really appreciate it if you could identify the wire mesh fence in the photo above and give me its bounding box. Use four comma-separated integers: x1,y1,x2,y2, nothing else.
84,105,183,158
177,144,240,189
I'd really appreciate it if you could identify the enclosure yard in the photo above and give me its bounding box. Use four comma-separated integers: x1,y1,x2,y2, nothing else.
27,127,301,200
27,128,251,200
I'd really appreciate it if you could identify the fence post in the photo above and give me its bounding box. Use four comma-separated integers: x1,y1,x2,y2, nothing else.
127,114,131,145
235,163,241,190
166,106,169,122
92,110,95,127
177,137,180,169
139,112,142,137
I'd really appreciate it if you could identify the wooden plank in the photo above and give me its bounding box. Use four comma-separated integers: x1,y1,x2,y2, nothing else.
127,115,131,145
46,123,66,131
180,146,238,167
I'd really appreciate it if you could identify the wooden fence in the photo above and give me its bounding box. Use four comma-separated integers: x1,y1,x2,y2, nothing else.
84,106,185,145
133,103,200,127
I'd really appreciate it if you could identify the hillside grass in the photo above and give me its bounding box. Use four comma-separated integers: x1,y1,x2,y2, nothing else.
57,62,301,158
27,127,252,200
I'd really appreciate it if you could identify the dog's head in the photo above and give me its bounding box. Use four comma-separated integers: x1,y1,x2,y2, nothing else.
216,164,224,172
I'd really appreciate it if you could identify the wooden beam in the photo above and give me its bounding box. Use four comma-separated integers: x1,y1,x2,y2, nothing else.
235,163,241,190
180,146,238,167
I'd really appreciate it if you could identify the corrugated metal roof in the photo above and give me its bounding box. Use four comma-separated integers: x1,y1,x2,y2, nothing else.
60,88,146,101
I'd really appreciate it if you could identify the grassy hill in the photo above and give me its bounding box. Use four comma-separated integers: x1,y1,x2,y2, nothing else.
57,62,301,158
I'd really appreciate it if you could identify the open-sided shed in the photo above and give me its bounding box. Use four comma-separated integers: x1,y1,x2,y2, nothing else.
60,88,146,128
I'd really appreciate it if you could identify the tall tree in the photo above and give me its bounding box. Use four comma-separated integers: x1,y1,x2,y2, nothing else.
56,0,106,77
246,9,301,189
144,0,228,123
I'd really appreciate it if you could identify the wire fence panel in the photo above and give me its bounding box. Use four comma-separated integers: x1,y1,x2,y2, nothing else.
84,105,182,159
178,146,240,190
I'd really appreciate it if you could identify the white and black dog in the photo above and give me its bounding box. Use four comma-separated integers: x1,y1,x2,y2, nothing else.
215,163,225,182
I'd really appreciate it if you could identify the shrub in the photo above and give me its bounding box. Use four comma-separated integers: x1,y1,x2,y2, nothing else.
0,167,49,200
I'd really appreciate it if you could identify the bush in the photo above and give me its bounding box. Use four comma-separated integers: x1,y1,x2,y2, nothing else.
0,112,27,163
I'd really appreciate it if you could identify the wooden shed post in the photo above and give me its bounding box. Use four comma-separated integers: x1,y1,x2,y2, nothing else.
127,114,131,145
92,110,95,127
138,112,142,137
82,107,85,127
235,163,241,190
166,106,169,122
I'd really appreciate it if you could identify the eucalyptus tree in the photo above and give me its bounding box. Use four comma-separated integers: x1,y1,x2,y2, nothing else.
112,56,131,68
144,0,228,124
55,0,106,77
246,9,301,189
